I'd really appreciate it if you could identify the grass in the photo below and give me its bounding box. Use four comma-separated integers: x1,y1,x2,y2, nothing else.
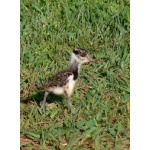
20,0,130,149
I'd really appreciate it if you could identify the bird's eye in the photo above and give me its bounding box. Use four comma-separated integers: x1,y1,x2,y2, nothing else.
80,52,86,57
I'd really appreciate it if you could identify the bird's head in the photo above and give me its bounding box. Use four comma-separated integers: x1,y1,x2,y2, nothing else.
71,48,94,64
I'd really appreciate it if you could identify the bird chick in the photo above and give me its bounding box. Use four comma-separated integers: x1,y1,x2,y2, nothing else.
40,48,93,113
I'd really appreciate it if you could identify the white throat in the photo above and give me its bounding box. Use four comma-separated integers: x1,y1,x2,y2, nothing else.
70,53,81,72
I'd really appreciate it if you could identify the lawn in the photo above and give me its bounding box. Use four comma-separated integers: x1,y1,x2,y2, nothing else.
20,0,130,149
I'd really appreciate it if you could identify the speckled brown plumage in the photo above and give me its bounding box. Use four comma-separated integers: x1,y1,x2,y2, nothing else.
38,66,78,90
44,70,75,88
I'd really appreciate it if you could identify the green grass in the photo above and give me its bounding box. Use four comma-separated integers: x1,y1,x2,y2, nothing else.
20,0,130,149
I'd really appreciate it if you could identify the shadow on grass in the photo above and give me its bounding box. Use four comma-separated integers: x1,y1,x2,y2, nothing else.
21,91,64,108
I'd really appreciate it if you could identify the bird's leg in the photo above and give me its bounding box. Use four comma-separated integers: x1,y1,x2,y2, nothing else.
66,95,75,114
40,91,49,113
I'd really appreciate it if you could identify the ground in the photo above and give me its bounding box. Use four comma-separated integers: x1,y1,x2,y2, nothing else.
20,0,130,149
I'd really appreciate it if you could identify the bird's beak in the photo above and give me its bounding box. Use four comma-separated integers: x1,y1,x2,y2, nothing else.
88,54,95,62
90,57,95,62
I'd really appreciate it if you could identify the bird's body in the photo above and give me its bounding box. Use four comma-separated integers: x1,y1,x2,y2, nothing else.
44,69,76,96
40,48,93,113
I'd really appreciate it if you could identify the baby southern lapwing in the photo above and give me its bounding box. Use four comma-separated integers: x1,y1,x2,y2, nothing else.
40,48,93,113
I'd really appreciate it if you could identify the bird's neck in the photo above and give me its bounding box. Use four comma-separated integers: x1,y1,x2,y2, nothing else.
69,59,80,72
69,53,81,72
69,55,81,80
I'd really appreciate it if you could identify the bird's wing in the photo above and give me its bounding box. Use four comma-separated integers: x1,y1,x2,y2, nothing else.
44,70,73,87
